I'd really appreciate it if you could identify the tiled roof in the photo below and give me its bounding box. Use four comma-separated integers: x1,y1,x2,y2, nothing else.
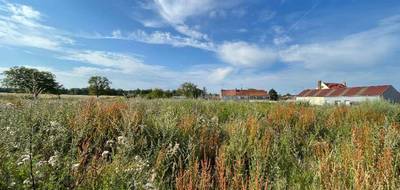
323,82,346,89
221,89,268,97
297,85,393,97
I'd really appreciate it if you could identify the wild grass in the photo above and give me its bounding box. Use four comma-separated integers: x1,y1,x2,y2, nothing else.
1,97,400,189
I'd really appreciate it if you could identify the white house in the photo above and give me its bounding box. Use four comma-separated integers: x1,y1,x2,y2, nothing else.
296,83,400,105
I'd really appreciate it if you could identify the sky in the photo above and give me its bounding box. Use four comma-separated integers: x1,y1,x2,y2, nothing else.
0,0,399,94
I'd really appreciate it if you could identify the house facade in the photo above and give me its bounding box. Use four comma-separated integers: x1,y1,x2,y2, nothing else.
296,83,400,105
221,89,268,101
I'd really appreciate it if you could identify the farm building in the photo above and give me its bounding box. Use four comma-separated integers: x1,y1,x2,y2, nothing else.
317,80,347,89
296,83,400,105
221,89,268,100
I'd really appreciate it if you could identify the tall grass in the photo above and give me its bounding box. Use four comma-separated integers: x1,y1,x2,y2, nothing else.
1,98,400,189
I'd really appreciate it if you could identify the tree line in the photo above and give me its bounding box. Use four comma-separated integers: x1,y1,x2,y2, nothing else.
0,66,215,99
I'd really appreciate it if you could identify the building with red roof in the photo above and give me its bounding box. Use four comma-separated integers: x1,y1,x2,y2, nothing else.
317,80,347,89
221,89,268,101
296,81,400,105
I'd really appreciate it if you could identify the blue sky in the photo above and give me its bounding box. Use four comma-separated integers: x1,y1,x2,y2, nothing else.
0,0,399,94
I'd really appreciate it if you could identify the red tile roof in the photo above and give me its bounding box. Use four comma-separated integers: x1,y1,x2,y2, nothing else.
297,85,393,97
221,89,268,97
324,82,346,89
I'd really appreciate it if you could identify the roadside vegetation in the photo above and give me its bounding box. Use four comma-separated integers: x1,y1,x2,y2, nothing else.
1,97,400,189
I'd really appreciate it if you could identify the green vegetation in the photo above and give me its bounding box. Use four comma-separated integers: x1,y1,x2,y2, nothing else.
269,89,278,101
177,82,204,98
1,98,399,189
88,76,112,97
2,66,60,99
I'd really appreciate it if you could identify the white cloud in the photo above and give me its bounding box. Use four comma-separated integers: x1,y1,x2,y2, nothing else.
208,67,234,82
0,2,73,50
140,19,165,28
280,16,400,69
7,3,40,19
97,30,216,51
218,41,278,67
273,35,291,46
174,24,209,40
149,0,242,40
153,0,216,24
151,0,216,40
60,50,166,74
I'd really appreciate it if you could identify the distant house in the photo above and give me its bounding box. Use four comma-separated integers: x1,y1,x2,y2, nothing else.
221,89,268,101
317,80,347,89
296,81,400,105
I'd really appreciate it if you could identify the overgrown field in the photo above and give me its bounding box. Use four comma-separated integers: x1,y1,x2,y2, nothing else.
1,97,400,189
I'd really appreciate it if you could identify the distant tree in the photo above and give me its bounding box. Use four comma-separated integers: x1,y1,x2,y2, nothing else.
88,76,111,97
178,82,202,98
269,89,279,101
147,88,165,99
2,66,59,99
53,84,64,99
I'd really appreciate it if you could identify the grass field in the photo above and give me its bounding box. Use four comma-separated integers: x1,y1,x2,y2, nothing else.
1,96,400,189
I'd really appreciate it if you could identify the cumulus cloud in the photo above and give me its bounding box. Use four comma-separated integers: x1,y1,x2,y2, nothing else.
218,41,278,67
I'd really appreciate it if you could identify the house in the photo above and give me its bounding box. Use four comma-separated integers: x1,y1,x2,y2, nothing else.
317,80,347,89
296,81,400,105
221,89,268,101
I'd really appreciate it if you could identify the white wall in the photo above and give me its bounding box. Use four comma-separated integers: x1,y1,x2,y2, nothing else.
296,96,382,105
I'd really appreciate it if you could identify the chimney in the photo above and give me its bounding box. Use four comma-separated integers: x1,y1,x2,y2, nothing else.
317,80,322,89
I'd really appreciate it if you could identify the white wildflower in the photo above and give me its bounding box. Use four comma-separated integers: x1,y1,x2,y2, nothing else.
36,160,47,167
71,163,80,171
48,155,58,166
124,167,134,173
23,179,31,185
150,170,156,182
50,121,60,127
117,136,126,144
211,116,219,123
10,181,16,187
167,143,180,155
20,154,30,163
6,102,14,107
102,150,111,161
106,140,115,147
145,182,155,189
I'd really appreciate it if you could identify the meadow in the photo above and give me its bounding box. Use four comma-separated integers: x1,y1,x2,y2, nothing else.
1,95,400,189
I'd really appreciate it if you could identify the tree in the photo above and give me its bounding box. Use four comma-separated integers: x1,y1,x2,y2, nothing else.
269,88,279,101
2,66,59,99
88,76,111,97
177,82,202,98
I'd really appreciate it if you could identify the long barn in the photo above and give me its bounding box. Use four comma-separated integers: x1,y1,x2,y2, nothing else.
296,85,400,105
